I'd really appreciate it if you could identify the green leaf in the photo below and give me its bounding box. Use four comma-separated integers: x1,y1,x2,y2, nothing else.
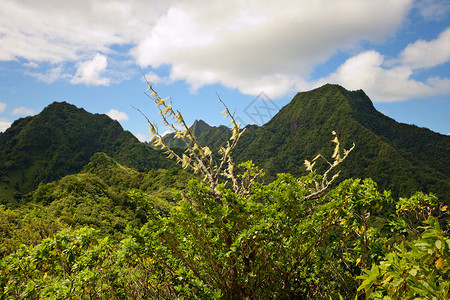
435,240,442,250
391,277,403,287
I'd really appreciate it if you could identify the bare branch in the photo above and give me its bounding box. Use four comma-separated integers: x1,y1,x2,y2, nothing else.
302,133,355,201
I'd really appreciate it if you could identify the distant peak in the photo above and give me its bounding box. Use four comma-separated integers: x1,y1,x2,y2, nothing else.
191,119,209,126
192,120,207,126
309,83,365,93
190,119,213,136
40,101,82,113
303,84,374,107
321,83,343,88
46,101,77,108
310,83,344,91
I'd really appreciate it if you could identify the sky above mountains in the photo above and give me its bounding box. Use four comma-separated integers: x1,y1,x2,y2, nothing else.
0,0,449,140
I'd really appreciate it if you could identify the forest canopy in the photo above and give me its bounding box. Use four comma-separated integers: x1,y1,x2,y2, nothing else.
0,84,448,299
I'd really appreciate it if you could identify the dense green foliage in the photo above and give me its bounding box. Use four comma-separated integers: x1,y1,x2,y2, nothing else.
358,217,449,299
170,85,449,200
1,174,447,298
0,102,176,205
0,153,190,259
0,84,448,298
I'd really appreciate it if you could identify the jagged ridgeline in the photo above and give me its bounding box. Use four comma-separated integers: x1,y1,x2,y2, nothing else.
162,119,231,149
0,102,176,205
162,84,449,200
1,84,448,204
236,85,450,200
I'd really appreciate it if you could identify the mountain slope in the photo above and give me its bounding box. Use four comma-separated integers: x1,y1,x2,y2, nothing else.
0,101,176,204
234,84,449,200
162,119,231,149
0,152,190,257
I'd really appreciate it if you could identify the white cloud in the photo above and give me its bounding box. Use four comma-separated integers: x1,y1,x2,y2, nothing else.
416,0,450,20
313,51,431,101
313,47,450,102
6,0,450,103
11,107,36,116
426,77,450,94
27,65,68,84
0,102,6,113
106,109,129,121
315,26,450,102
0,1,166,84
0,118,11,133
0,0,165,63
135,133,149,142
23,61,39,68
135,0,413,97
71,54,110,86
398,27,450,69
145,71,169,85
0,0,415,96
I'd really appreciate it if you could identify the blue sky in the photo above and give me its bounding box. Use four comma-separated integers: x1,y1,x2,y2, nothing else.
0,0,449,141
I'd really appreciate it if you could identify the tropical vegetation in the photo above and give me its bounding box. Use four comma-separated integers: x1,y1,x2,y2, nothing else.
0,83,448,299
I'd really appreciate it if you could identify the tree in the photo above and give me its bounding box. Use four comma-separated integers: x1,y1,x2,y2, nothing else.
132,82,355,298
358,217,449,299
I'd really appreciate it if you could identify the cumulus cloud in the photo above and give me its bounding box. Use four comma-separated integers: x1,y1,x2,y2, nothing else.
135,0,412,97
313,51,433,101
398,27,450,69
106,109,129,121
0,102,6,113
0,0,415,96
313,27,450,102
0,118,11,133
0,0,165,63
0,0,166,84
71,54,110,86
11,107,36,116
4,0,450,102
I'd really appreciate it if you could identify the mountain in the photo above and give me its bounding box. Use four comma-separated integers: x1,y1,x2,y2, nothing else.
162,119,231,149
1,85,448,204
233,84,449,200
0,101,176,205
0,152,191,257
154,84,449,200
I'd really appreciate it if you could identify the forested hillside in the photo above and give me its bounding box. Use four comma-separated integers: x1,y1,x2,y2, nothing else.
172,85,449,200
162,119,231,149
0,102,176,205
0,152,190,258
0,85,448,299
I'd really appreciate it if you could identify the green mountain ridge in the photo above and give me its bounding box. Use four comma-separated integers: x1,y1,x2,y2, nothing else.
0,101,176,205
1,84,448,204
152,84,449,200
163,84,449,200
162,119,231,149
233,84,449,200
